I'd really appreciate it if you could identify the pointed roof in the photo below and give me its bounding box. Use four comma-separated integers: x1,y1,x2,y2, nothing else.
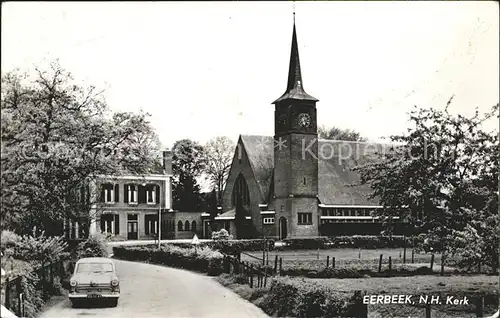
273,16,318,104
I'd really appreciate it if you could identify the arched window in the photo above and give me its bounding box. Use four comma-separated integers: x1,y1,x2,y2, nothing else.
177,221,183,231
232,173,250,207
191,221,197,232
185,220,190,231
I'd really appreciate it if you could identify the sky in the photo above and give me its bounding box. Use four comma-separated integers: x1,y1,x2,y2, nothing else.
2,1,499,149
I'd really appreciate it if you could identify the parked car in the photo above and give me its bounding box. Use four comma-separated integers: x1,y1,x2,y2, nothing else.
68,257,120,307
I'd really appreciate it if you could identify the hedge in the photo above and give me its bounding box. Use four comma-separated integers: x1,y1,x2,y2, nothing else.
113,245,224,276
217,275,367,317
281,235,415,250
162,239,275,254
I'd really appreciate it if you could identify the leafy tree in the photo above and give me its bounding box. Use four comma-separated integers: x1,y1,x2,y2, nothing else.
318,125,367,141
355,99,499,270
1,61,162,235
171,139,206,211
204,136,235,205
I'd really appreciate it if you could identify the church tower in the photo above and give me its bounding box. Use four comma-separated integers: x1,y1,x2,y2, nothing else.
273,16,319,239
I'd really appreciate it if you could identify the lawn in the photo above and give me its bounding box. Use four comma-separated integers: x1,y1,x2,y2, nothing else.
309,275,499,318
241,248,442,268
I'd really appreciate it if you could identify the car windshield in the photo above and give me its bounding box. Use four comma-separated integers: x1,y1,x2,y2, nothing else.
76,262,113,273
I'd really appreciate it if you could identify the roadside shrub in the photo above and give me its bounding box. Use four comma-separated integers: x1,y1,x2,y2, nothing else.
1,230,69,264
211,229,230,240
113,244,224,276
261,277,365,317
73,234,108,259
167,239,276,254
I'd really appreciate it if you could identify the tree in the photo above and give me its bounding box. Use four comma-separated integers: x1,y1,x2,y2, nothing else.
1,61,162,235
204,136,235,205
318,125,367,141
355,99,499,270
171,139,206,212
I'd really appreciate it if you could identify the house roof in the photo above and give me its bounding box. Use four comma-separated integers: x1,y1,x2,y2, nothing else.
240,135,274,203
238,135,392,206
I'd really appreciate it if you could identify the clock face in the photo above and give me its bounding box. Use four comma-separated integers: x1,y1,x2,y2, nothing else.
297,113,311,128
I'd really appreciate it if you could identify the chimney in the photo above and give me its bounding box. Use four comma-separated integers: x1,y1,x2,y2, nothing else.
163,149,172,175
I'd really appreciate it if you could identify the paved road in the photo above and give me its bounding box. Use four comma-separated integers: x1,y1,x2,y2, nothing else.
38,259,269,318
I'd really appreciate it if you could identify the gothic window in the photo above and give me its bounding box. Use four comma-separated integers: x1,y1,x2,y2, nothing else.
177,221,183,231
191,221,197,232
185,220,190,231
232,173,250,207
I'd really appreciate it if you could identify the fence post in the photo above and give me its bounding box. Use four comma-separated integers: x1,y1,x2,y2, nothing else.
250,265,254,288
274,255,278,274
332,257,335,269
430,254,435,271
412,249,415,263
475,296,484,317
264,266,268,288
5,278,11,310
18,292,24,318
388,256,392,274
16,278,22,316
49,262,53,284
326,256,330,268
378,254,383,273
279,258,283,275
403,240,407,264
425,303,431,318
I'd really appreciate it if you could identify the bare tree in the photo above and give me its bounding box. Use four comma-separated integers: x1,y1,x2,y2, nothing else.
204,136,235,205
318,125,367,141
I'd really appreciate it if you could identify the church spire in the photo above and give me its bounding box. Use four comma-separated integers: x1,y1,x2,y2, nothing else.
273,14,318,104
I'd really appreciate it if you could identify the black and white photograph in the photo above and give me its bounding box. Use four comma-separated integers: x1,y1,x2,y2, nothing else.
1,1,499,317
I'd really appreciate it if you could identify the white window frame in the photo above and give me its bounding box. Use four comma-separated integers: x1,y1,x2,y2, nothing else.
146,186,156,205
263,217,275,224
128,185,138,204
104,187,115,204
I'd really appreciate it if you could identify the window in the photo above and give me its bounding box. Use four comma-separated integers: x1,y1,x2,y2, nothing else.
350,209,356,217
76,263,113,273
146,185,157,204
125,184,138,204
329,209,335,216
145,215,157,235
232,173,250,206
101,214,119,235
177,221,183,231
185,220,190,231
298,213,312,225
128,214,138,221
191,221,197,232
263,217,275,224
342,210,349,217
101,183,115,203
321,209,327,216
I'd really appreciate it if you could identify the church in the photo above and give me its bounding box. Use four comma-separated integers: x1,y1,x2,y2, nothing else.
215,19,406,239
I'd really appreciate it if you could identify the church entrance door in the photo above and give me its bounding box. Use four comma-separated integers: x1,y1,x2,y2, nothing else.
279,217,287,240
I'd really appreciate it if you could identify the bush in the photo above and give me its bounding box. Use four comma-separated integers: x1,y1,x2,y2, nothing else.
166,239,276,254
211,229,230,240
73,234,108,259
261,277,366,317
113,244,224,276
1,230,70,264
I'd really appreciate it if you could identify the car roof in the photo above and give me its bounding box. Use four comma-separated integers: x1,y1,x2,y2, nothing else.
76,257,113,264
